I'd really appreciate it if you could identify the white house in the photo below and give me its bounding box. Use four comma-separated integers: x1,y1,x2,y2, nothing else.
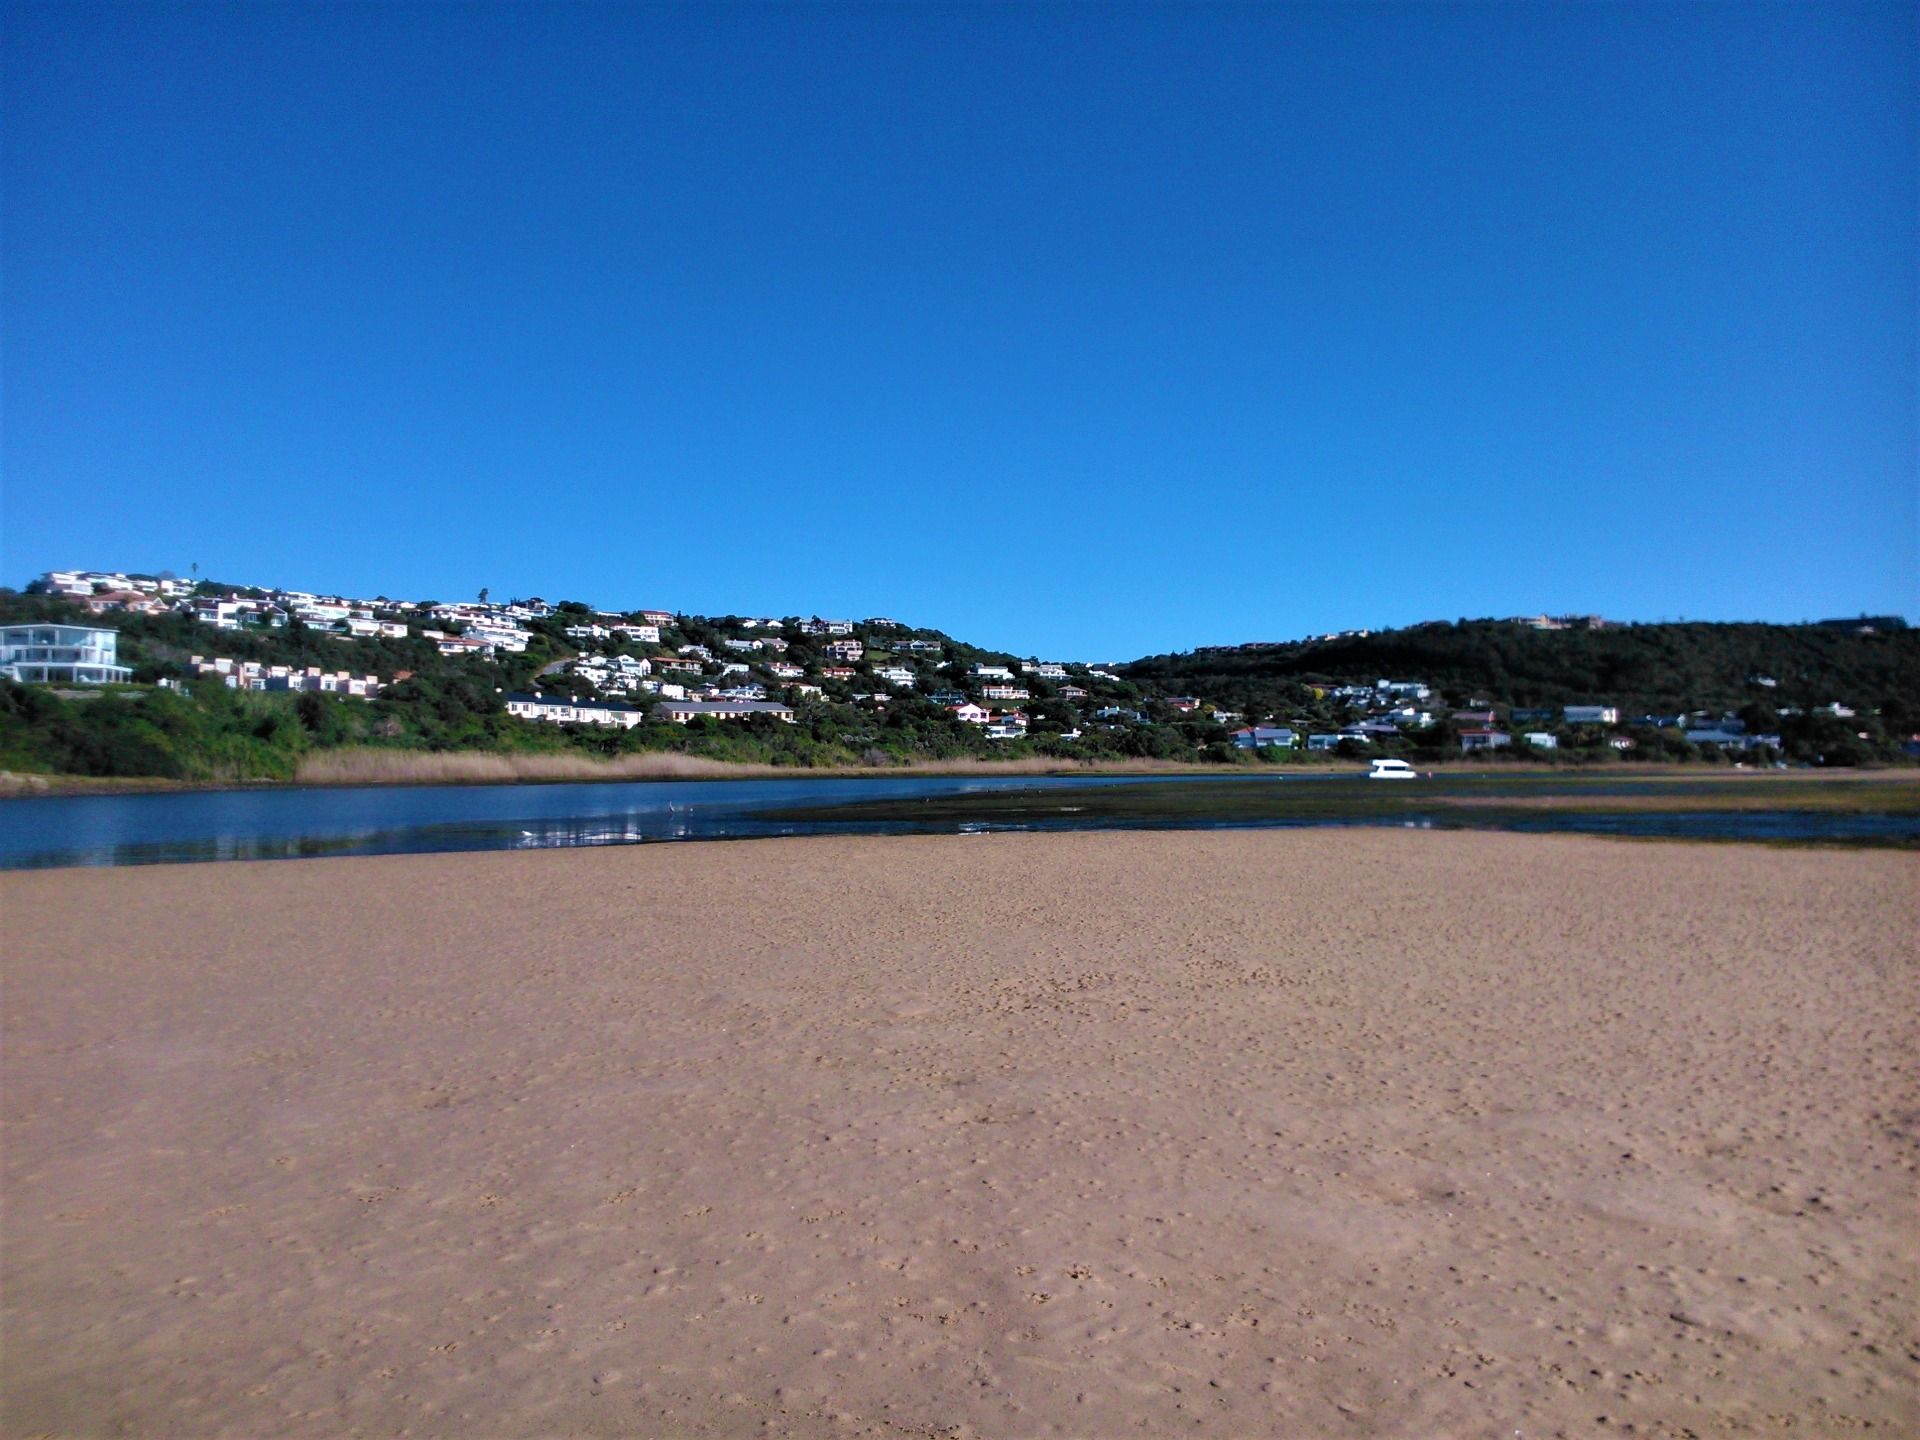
970,663,1014,681
980,684,1030,702
1524,732,1559,749
1,625,133,684
505,691,646,729
949,701,993,724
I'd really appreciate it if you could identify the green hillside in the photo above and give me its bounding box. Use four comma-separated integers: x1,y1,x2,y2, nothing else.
4,588,1917,783
1124,619,1918,718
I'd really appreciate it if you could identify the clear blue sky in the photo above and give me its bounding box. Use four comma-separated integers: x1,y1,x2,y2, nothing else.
3,1,1913,659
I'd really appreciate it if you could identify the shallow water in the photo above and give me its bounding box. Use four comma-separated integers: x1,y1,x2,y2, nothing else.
3,772,1915,869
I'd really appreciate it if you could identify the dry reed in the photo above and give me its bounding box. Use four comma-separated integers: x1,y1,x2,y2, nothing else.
292,747,1227,788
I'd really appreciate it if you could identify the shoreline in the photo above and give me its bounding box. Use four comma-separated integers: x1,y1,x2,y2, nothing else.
4,757,1909,801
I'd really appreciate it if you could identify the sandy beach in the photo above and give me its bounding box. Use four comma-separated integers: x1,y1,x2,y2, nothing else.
4,830,1915,1438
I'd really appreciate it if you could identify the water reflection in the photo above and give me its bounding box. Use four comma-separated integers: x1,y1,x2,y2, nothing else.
1,774,1913,869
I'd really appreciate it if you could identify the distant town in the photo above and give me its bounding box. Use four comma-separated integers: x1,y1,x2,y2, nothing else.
2,567,1915,780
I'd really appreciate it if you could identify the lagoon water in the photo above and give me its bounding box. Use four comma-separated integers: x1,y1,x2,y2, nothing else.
3,773,1916,869
0,775,1153,869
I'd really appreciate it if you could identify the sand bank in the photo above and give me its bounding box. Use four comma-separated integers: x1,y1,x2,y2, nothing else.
4,830,1915,1437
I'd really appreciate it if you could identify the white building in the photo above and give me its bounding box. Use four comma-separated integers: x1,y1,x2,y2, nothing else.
1,624,133,684
653,700,796,724
505,691,646,729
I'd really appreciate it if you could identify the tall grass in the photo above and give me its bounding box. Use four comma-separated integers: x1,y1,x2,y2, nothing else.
292,747,1232,787
295,749,759,785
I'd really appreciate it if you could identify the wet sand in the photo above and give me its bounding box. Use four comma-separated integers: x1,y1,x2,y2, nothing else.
4,830,1915,1437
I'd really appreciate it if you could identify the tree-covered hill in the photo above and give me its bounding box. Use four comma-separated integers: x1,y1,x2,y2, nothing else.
1123,619,1920,721
5,586,1917,783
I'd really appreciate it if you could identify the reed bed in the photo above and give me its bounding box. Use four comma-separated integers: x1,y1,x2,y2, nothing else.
292,747,1227,788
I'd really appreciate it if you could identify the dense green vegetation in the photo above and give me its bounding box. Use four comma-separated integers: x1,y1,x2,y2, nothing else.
1125,618,1920,766
3,590,1916,782
1127,618,1917,715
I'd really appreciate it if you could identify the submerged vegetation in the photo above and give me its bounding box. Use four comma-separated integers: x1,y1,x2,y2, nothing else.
764,772,1920,848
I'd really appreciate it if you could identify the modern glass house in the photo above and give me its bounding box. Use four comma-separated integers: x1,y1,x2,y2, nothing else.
0,625,134,684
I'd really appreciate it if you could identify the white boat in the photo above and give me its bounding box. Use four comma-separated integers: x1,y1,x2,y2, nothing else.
1367,758,1418,780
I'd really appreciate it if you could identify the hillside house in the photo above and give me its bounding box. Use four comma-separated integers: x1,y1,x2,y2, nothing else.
1563,705,1620,725
1,625,133,684
80,589,170,616
1231,726,1296,749
505,692,645,729
1459,729,1512,752
653,700,795,724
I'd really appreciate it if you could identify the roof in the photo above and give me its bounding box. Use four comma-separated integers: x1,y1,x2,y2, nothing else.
653,700,793,715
